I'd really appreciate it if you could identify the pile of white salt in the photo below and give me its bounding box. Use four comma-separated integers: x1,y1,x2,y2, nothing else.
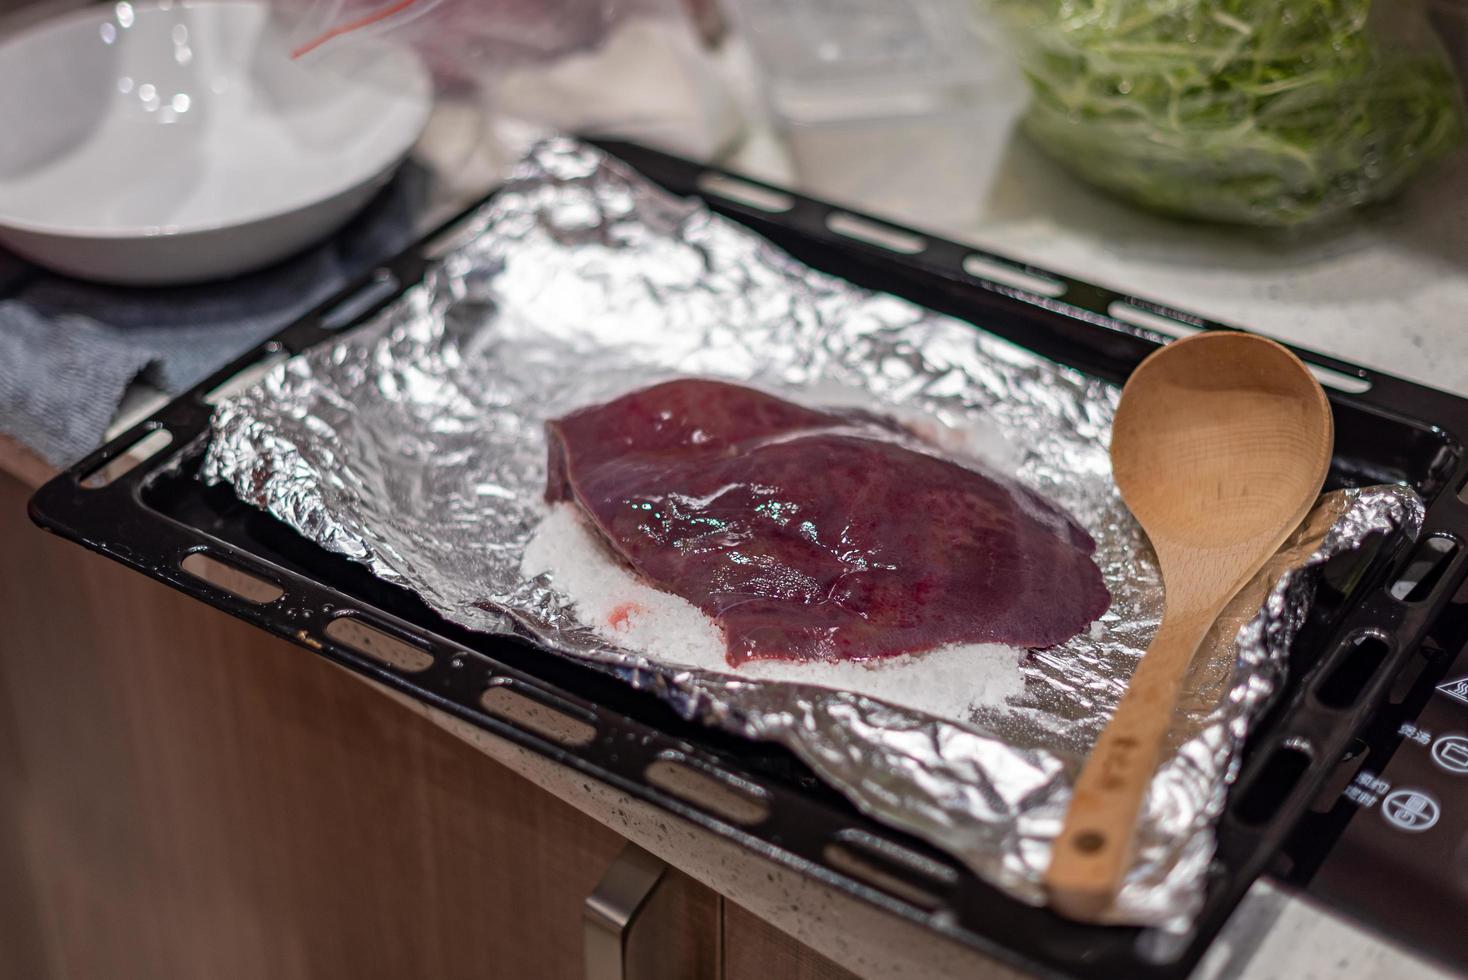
520,504,1026,724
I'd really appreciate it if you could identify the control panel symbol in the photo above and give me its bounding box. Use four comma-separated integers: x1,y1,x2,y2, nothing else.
1437,676,1468,706
1432,735,1468,774
1381,789,1440,832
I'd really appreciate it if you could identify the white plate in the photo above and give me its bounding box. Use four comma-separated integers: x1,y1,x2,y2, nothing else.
0,1,431,284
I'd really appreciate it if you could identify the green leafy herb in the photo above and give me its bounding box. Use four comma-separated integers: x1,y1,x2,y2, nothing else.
988,0,1465,224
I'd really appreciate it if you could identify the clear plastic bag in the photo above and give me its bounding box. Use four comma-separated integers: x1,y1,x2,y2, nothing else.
986,0,1467,225
276,0,741,160
284,0,645,87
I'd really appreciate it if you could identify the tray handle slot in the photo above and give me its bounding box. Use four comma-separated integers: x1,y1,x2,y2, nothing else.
644,753,770,827
323,615,434,673
79,427,173,489
830,828,958,889
1389,534,1461,603
480,681,598,748
1101,301,1373,395
320,269,401,330
826,212,927,256
695,172,794,214
1313,633,1393,709
203,346,289,406
1317,530,1392,605
822,835,949,911
963,255,1066,299
1232,739,1315,826
1303,363,1372,394
1107,301,1205,341
179,551,284,605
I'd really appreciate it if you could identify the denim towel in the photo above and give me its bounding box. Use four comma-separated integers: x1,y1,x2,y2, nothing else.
0,165,426,467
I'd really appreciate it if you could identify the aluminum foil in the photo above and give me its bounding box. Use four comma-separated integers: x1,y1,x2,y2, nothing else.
202,139,1422,930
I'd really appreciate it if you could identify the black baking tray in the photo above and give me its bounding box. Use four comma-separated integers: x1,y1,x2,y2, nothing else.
29,141,1468,979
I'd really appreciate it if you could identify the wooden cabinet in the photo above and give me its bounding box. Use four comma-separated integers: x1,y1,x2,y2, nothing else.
724,903,857,980
0,470,857,980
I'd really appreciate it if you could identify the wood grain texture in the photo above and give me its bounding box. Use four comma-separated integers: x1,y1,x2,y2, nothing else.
1047,332,1333,920
0,470,640,980
0,432,54,489
723,900,861,980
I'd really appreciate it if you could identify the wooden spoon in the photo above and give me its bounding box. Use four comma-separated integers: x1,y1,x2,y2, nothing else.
1046,331,1333,920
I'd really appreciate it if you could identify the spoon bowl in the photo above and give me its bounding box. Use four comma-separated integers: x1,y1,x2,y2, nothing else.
1112,332,1335,580
1047,331,1333,920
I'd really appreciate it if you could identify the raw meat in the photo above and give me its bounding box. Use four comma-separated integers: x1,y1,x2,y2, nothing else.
546,379,1109,666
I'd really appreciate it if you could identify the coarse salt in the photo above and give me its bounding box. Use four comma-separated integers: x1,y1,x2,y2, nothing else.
521,503,1026,724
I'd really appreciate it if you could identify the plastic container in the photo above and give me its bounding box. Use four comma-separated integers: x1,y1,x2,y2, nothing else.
723,0,1024,232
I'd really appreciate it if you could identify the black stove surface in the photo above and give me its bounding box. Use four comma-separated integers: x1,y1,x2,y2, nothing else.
1291,571,1468,970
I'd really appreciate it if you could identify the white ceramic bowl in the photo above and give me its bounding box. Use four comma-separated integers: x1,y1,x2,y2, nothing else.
0,1,431,284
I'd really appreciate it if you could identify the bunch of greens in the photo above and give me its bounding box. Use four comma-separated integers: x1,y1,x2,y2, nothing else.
987,0,1465,225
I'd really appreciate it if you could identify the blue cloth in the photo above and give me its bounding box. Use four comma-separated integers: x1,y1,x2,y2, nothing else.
0,165,427,467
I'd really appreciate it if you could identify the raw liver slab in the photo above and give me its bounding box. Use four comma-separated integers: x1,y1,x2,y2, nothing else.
546,379,1109,666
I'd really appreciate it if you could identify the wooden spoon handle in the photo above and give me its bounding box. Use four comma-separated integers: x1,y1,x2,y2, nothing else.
1046,609,1215,920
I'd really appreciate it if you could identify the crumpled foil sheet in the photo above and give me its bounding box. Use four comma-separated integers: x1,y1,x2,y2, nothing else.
202,139,1423,930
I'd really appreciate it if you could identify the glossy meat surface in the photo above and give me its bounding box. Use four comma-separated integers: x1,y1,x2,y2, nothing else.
546,380,1109,666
